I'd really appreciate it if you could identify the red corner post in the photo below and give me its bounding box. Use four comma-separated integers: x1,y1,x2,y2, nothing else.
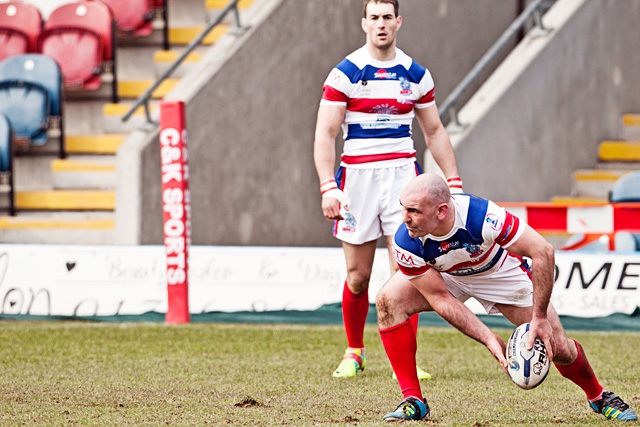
159,100,191,324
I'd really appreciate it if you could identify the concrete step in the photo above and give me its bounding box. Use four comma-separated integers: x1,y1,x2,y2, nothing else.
168,24,229,46
571,169,631,198
549,195,608,205
13,190,116,211
205,0,255,22
63,78,178,102
595,161,640,170
103,102,158,133
118,78,179,99
598,140,640,162
621,114,640,140
65,134,127,155
0,212,115,244
153,49,204,78
51,157,117,190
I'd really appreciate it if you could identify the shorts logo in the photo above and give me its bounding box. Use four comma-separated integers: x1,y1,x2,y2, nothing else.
341,212,357,233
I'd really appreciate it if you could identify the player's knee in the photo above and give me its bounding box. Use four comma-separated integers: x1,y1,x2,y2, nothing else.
346,273,371,294
375,291,396,328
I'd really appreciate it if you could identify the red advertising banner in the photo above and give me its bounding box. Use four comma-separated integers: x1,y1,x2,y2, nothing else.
159,100,191,324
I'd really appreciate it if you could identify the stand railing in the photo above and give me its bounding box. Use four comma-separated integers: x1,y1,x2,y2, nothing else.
122,0,247,126
439,0,555,132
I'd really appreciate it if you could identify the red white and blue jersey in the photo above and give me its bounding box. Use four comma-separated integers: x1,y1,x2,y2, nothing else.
393,194,526,278
320,47,435,168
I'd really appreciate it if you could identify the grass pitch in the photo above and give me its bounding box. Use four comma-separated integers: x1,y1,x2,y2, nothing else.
0,321,638,426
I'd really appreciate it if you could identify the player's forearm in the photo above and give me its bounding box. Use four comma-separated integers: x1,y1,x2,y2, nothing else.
432,297,494,347
426,127,459,178
530,244,555,319
313,137,337,182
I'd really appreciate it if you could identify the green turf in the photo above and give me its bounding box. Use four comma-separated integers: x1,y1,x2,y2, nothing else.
0,321,637,426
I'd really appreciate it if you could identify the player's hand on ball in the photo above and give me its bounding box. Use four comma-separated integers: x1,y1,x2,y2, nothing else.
487,332,508,374
528,317,555,362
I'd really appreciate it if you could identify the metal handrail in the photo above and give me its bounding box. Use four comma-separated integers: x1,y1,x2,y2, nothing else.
122,0,246,124
439,0,554,132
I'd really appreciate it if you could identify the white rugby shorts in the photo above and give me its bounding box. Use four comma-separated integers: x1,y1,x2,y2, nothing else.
442,254,534,314
333,162,421,245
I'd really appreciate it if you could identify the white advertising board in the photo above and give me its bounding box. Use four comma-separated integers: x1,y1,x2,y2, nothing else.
0,245,638,318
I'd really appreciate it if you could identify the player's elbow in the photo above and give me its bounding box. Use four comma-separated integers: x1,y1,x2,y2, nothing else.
535,240,555,266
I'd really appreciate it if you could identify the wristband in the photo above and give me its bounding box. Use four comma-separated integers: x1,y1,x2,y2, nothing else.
447,175,464,194
320,179,338,194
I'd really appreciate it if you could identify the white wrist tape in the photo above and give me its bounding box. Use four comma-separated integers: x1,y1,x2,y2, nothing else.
321,188,350,209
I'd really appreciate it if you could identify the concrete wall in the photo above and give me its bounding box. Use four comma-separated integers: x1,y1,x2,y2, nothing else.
440,0,640,202
136,0,523,245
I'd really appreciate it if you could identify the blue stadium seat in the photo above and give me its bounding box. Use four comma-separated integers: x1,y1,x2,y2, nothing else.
0,111,11,172
615,232,640,252
0,112,15,215
609,171,640,202
0,54,65,157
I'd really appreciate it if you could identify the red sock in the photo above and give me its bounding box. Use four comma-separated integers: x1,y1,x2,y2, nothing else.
342,281,369,349
554,339,604,401
379,319,422,400
409,313,419,334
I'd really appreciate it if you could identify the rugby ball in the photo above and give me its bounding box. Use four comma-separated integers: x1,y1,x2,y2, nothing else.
506,323,550,390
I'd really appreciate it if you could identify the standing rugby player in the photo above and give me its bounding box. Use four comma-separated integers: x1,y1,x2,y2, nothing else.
313,0,462,379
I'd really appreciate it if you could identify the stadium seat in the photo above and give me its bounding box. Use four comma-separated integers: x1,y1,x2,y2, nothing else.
38,1,117,101
609,171,640,202
0,111,12,173
0,112,15,215
0,54,65,158
614,232,640,252
93,0,155,36
0,2,43,61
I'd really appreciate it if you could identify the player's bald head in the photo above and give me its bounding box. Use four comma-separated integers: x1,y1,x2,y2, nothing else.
402,173,451,206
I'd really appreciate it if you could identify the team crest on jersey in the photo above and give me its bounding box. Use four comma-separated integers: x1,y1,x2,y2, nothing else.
374,69,396,79
399,77,413,96
341,212,357,233
463,243,482,258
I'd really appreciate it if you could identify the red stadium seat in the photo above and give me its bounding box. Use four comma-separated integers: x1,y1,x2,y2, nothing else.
38,1,115,97
93,0,155,36
0,2,43,62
